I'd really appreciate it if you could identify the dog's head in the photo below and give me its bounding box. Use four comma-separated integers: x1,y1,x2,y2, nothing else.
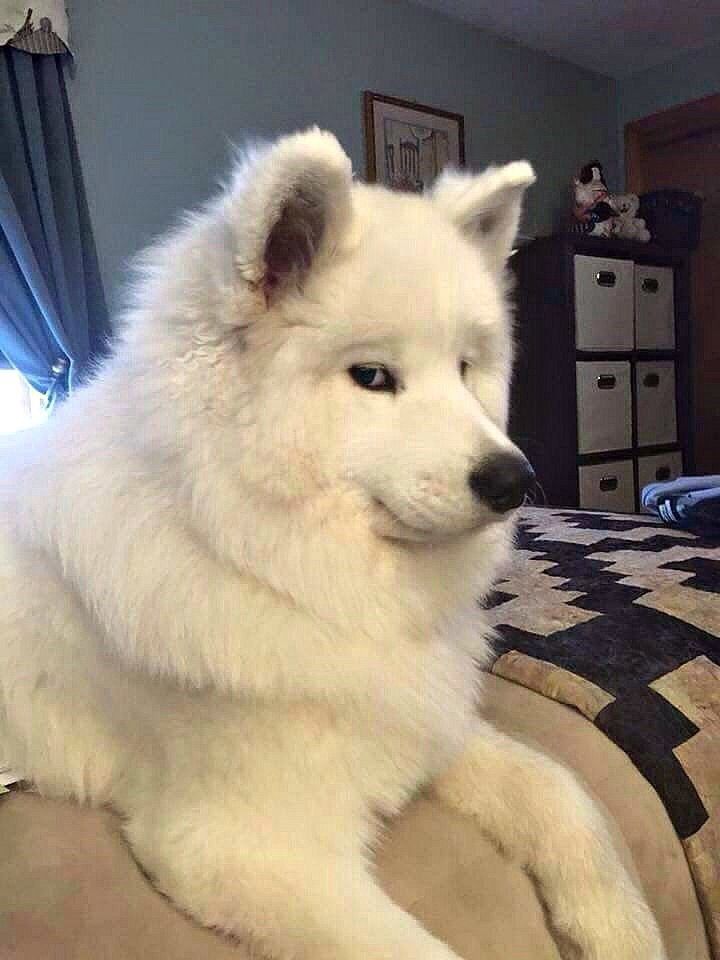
127,129,535,547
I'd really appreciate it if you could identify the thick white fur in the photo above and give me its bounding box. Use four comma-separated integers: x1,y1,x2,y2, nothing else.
0,128,664,959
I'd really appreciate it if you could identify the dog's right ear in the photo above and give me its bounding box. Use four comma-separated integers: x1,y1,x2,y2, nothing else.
432,161,535,273
228,128,353,305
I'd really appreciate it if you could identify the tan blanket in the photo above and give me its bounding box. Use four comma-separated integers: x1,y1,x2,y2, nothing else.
0,676,709,959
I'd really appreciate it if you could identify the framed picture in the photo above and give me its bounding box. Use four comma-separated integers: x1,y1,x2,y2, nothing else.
363,91,465,193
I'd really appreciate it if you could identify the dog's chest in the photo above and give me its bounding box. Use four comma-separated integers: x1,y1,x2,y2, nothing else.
332,641,481,814
144,639,481,826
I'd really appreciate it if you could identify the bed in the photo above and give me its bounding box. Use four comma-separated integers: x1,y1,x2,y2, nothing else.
0,507,716,959
486,507,719,957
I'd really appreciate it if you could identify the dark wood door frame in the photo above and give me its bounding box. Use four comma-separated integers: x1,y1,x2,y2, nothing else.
625,90,720,474
625,91,720,193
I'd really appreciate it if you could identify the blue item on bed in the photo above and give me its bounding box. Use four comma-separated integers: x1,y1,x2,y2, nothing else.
641,475,720,534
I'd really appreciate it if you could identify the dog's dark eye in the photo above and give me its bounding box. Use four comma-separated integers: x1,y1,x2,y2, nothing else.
348,365,397,393
459,359,472,380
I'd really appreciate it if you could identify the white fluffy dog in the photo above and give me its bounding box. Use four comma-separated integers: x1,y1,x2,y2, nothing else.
0,129,665,959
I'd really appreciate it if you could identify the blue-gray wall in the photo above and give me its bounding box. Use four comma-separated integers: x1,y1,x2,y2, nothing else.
66,0,618,311
617,40,720,183
618,39,720,126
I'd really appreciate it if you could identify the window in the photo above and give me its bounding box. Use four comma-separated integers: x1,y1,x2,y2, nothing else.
0,369,47,433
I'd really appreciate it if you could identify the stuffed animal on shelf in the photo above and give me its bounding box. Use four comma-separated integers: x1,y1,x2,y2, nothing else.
572,163,617,236
572,164,650,243
610,194,651,242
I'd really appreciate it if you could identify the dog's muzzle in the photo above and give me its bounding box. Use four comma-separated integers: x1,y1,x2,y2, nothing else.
468,453,535,513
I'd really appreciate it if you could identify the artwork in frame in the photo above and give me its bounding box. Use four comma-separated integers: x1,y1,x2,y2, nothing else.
364,91,465,193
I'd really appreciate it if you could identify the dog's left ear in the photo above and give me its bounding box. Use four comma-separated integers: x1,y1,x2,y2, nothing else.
229,128,353,304
432,161,535,273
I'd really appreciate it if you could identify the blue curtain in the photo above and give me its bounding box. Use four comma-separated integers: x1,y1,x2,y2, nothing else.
0,47,108,400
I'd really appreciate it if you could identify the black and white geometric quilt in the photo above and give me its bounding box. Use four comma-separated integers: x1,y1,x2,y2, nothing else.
485,507,720,956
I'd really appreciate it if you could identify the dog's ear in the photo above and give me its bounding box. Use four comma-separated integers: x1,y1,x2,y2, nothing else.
432,162,535,273
229,128,353,304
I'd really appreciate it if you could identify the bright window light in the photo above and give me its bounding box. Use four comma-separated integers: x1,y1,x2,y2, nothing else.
0,369,48,433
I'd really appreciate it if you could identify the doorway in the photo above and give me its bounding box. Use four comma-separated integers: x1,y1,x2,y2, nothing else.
626,92,720,474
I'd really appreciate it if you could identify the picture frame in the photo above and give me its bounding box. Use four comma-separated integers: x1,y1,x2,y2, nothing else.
363,91,465,193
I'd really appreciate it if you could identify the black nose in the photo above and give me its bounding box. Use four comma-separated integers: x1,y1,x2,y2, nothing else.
468,453,535,513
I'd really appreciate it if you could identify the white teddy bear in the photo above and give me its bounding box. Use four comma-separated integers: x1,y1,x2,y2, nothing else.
610,194,651,243
572,164,651,242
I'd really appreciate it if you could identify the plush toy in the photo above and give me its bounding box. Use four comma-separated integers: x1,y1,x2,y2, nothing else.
572,164,650,242
573,163,617,236
610,194,651,243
